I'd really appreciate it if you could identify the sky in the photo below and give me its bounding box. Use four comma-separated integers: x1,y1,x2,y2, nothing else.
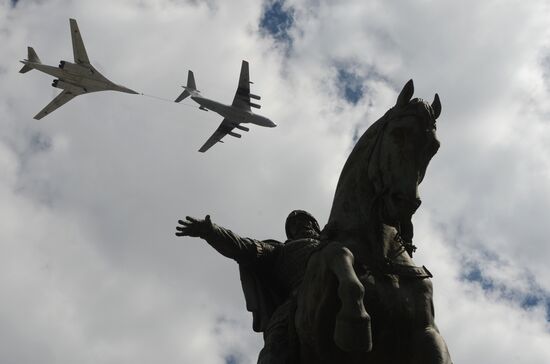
1,0,550,363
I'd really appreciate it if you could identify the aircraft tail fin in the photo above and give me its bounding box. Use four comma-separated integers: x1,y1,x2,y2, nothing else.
186,70,197,90
27,47,41,63
174,70,198,102
19,47,41,73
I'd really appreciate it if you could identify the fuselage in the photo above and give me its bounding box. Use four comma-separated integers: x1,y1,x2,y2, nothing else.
22,60,137,94
191,95,276,128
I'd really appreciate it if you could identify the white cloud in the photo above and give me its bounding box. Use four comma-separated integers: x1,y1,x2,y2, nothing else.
1,0,550,363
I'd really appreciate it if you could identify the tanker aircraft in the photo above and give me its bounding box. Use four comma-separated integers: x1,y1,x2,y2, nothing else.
19,18,137,120
174,60,276,152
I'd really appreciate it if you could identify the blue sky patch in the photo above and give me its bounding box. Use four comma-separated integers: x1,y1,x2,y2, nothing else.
337,68,364,105
462,264,495,291
29,132,53,154
335,62,393,106
461,260,550,321
259,0,294,46
225,354,239,364
521,294,541,309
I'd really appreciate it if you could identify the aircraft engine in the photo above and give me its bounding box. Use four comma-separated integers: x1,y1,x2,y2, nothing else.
58,60,93,75
249,93,261,100
234,125,250,132
248,102,261,109
52,79,87,93
228,131,242,138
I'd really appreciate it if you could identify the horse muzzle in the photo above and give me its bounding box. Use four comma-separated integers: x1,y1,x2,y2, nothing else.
386,192,422,220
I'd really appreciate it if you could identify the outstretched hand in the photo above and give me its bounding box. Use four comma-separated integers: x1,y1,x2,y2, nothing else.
175,215,212,238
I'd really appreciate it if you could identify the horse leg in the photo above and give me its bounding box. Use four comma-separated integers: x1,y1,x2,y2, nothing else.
411,325,453,364
325,245,372,353
406,279,453,364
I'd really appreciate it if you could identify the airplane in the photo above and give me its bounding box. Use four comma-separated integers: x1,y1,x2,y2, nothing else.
19,18,138,120
174,60,276,153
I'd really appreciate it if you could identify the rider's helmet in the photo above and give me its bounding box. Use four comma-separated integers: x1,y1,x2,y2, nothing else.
285,210,321,240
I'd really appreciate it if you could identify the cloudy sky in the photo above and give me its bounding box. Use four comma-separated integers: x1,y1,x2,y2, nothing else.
1,0,550,363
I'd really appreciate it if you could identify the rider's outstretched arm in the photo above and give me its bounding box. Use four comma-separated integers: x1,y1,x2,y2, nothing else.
176,215,279,266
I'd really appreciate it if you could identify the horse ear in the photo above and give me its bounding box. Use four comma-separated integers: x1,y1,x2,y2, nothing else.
431,93,441,119
396,79,414,107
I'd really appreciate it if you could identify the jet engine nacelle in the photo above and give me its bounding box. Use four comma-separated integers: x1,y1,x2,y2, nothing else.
228,131,242,138
52,79,87,93
249,93,261,100
234,124,250,132
58,60,93,75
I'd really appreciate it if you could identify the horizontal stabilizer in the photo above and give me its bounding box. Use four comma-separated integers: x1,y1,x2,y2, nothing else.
175,89,191,102
19,64,33,74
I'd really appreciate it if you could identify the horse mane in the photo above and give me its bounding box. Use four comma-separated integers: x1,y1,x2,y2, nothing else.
323,110,388,239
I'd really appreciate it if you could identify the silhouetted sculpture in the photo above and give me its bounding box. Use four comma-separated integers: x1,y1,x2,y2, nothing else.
176,210,321,363
176,80,452,364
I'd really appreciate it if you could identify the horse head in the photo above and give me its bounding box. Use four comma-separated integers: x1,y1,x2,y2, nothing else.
327,80,441,245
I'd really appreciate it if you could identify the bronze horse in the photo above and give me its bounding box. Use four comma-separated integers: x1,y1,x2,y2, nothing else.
294,80,452,364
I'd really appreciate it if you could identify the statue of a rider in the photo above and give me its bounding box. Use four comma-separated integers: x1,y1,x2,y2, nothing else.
175,210,321,364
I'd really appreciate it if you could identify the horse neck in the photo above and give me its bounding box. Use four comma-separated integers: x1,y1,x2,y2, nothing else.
326,152,394,261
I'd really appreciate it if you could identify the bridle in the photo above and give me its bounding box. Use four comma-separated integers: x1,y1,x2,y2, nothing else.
364,101,435,258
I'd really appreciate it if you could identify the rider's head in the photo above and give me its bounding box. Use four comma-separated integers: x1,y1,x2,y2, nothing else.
285,210,321,240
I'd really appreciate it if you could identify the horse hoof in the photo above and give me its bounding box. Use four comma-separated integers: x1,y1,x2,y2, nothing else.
334,315,373,353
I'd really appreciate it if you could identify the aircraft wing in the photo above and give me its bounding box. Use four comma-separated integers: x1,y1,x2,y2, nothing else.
69,18,90,64
34,89,82,120
231,60,259,111
198,118,237,153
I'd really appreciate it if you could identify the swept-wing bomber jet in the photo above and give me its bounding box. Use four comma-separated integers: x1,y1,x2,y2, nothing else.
19,18,137,120
175,60,276,152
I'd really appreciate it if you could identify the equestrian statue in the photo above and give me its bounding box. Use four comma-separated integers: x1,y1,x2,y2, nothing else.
176,80,452,364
